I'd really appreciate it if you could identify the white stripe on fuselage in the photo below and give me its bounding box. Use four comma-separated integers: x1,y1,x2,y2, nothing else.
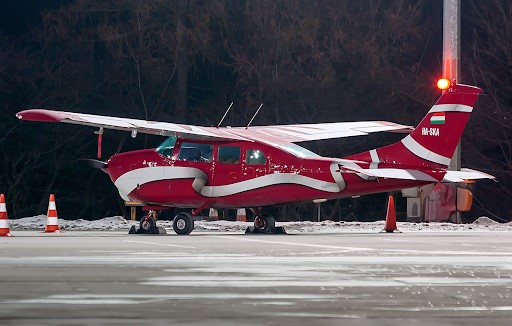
369,149,380,169
114,166,208,200
401,135,451,166
114,163,346,199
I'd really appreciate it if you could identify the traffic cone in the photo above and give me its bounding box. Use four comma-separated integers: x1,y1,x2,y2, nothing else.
0,194,12,237
236,208,247,222
45,194,61,233
382,195,400,233
208,208,219,221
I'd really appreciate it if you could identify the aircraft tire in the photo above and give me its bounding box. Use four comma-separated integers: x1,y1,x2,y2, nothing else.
139,213,157,234
253,213,276,234
173,212,194,235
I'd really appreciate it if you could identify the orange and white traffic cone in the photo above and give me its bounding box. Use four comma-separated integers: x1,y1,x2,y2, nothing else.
208,208,219,221
0,194,12,237
382,195,400,233
45,194,61,233
236,208,247,222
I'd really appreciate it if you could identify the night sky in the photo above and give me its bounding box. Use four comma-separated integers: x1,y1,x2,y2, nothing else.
0,0,72,35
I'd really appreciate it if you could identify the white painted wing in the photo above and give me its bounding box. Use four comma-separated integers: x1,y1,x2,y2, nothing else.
16,109,246,141
227,121,412,143
16,109,411,143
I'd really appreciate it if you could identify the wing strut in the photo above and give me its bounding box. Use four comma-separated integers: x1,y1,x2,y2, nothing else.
94,127,104,159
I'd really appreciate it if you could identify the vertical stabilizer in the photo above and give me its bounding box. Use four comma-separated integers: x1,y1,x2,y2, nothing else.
348,84,483,169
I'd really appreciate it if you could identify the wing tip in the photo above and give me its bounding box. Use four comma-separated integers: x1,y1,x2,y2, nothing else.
16,109,64,122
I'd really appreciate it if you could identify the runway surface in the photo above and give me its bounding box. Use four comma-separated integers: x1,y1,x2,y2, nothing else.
1,230,512,325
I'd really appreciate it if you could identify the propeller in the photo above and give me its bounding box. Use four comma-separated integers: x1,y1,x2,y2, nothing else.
78,159,108,170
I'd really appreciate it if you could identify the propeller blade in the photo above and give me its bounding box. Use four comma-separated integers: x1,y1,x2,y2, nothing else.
78,159,108,169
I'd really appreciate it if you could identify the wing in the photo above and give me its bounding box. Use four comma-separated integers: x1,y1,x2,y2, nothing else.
16,109,246,141
16,109,411,143
226,121,412,143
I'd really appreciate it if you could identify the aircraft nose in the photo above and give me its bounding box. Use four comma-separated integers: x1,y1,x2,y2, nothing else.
105,153,130,183
104,149,161,196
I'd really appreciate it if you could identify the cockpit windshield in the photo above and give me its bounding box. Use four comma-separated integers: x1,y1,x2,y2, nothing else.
156,136,177,157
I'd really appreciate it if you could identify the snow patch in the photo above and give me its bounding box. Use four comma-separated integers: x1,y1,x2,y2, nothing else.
6,215,512,233
472,216,499,225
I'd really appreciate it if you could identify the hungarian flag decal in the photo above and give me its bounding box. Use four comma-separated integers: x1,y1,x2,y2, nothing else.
430,112,445,125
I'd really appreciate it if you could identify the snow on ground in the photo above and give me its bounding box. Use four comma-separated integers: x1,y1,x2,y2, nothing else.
7,215,512,233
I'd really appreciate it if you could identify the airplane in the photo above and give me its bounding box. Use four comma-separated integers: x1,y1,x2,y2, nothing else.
16,82,494,235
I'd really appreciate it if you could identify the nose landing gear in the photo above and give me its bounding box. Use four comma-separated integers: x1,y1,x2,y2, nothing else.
253,212,276,233
128,210,167,234
246,209,286,234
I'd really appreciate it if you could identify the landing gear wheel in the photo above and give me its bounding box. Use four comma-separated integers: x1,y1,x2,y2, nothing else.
253,213,276,234
173,212,194,235
139,212,157,233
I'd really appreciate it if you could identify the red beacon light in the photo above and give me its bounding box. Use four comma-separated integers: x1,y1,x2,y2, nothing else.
436,78,451,90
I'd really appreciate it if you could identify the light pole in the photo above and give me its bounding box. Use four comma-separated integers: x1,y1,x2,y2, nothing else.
443,0,461,87
405,0,462,224
443,0,462,223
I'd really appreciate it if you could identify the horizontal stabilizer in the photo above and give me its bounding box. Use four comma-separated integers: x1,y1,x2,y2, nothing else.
341,166,438,182
442,168,495,183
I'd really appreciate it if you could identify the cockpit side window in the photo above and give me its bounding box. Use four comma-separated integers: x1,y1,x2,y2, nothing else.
178,142,213,163
218,146,241,164
156,136,177,157
246,149,266,165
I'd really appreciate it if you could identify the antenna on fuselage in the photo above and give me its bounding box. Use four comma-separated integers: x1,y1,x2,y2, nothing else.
246,103,263,129
216,102,233,128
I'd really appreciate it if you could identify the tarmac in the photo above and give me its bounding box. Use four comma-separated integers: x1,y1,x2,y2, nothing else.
1,230,512,325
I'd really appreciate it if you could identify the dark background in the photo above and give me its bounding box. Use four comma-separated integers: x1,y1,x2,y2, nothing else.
0,0,509,222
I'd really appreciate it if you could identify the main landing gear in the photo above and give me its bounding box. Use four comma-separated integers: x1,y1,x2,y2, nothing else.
172,212,194,235
172,207,286,235
169,204,210,235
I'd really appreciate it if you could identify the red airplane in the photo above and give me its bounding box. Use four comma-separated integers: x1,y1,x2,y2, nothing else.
16,83,494,235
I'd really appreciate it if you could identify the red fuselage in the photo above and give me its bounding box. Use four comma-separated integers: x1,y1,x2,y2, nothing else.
105,138,444,209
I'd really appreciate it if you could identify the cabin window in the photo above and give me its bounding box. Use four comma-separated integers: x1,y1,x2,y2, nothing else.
218,146,241,164
246,149,266,165
156,136,177,157
178,142,213,162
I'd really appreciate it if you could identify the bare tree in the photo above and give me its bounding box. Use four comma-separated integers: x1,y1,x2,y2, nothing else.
463,0,512,219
